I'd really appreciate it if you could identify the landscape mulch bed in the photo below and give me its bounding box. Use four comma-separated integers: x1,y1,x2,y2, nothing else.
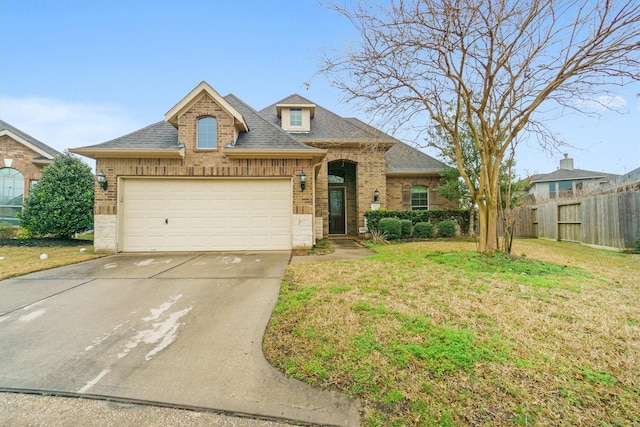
0,238,90,248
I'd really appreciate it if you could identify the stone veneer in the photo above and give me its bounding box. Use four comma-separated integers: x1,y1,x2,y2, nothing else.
93,214,117,252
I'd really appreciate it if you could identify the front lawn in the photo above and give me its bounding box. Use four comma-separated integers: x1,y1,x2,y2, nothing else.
264,239,640,426
0,239,104,280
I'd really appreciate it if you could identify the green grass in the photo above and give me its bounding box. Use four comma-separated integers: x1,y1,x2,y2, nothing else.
264,239,640,426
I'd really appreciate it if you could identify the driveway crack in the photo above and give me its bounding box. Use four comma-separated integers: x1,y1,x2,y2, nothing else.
0,278,97,317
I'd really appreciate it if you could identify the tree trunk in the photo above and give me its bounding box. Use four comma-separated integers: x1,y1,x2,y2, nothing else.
477,202,499,253
476,164,500,253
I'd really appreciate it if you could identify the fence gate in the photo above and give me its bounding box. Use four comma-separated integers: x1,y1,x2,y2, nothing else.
557,202,582,243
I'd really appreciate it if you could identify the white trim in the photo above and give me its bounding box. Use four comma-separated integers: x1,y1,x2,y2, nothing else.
164,81,248,132
0,130,56,159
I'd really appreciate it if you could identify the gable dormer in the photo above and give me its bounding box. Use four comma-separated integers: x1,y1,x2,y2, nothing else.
165,81,249,149
276,102,315,133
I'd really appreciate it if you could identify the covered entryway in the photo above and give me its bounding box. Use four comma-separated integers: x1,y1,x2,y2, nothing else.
120,178,292,252
327,160,357,236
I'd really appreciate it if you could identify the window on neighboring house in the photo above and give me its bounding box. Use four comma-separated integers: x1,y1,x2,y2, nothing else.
0,168,24,225
548,182,556,199
558,181,573,197
197,116,217,149
290,108,302,127
411,185,428,210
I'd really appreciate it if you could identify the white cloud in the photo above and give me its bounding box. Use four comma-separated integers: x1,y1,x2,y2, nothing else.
575,94,627,111
0,95,144,159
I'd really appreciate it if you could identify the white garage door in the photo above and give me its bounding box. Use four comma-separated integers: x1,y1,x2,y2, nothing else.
120,178,292,252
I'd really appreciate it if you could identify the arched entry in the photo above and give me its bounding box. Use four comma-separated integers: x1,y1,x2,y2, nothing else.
328,160,357,235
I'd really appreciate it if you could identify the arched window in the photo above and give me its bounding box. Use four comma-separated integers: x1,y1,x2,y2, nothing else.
411,185,428,210
197,116,217,149
0,168,25,225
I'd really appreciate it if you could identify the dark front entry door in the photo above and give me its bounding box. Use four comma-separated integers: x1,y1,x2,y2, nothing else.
329,187,346,235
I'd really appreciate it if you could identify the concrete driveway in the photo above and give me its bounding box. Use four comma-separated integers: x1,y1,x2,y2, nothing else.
0,252,359,426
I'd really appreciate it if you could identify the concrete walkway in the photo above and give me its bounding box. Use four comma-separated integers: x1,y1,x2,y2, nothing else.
290,239,375,264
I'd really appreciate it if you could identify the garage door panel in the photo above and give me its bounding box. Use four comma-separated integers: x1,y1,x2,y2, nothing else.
121,179,292,252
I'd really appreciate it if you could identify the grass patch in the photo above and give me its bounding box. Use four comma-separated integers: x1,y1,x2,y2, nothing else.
425,251,590,289
0,239,104,280
264,239,640,425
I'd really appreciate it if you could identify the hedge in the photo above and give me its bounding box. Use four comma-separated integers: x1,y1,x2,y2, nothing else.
365,209,472,235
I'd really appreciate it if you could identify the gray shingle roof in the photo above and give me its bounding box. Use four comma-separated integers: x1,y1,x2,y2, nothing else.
385,141,447,174
74,121,179,150
223,94,316,151
70,89,445,176
260,94,397,144
0,119,61,158
530,168,619,183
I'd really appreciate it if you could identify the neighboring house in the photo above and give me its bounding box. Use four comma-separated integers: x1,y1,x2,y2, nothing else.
71,81,454,253
528,154,620,201
619,166,640,183
0,120,61,225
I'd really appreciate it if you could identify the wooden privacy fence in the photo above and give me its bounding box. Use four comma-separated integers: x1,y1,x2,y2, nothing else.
507,190,640,249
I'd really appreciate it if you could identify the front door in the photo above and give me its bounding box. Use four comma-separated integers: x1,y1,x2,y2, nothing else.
329,187,346,235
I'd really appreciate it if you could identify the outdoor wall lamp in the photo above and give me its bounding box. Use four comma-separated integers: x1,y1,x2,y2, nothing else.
96,171,108,191
374,189,380,202
299,170,307,191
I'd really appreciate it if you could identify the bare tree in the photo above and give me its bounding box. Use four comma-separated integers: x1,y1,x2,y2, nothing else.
322,0,640,253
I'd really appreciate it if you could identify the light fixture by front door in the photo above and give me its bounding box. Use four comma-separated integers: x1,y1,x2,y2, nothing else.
299,170,307,191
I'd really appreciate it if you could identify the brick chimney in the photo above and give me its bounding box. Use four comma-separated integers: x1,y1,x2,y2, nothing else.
559,153,574,171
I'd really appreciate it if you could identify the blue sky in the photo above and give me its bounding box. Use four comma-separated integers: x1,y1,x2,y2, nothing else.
1,0,638,177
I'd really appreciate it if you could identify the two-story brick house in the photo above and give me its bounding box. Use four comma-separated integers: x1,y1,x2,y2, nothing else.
1,120,60,225
71,81,455,252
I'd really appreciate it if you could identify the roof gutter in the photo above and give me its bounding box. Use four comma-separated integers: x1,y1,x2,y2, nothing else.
386,170,443,177
223,148,327,162
68,147,185,159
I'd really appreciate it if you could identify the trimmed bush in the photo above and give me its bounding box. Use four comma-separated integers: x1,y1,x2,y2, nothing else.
364,209,472,235
400,219,413,238
379,217,402,240
414,222,434,238
437,220,457,238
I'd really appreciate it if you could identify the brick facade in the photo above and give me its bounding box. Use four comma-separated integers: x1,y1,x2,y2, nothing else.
314,146,388,237
83,84,454,252
1,134,51,201
93,94,316,251
386,175,457,211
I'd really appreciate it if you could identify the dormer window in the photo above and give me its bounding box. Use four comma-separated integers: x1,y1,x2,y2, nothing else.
290,108,302,127
197,116,217,149
276,102,315,133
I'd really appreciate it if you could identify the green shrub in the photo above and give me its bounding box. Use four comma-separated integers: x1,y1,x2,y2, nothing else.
635,234,640,251
364,209,472,235
20,152,94,238
437,220,457,238
400,219,413,238
16,227,34,239
0,222,15,239
414,222,434,238
379,218,402,240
